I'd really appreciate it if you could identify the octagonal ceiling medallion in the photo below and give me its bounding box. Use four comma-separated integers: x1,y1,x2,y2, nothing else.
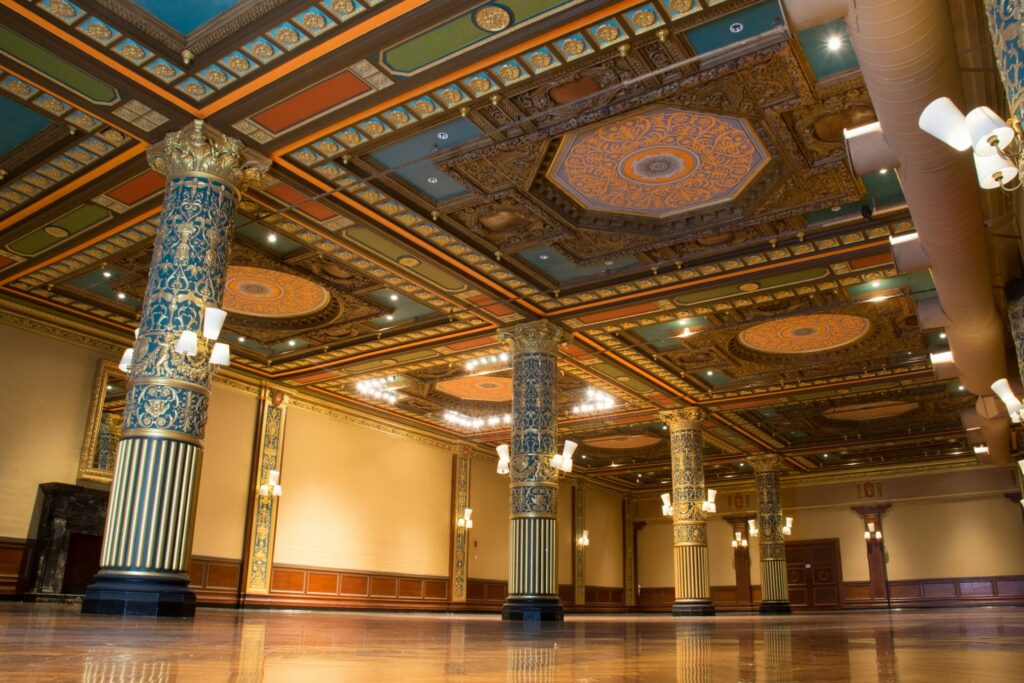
222,266,331,318
436,376,514,402
822,401,920,422
737,314,872,354
584,435,663,450
545,106,770,218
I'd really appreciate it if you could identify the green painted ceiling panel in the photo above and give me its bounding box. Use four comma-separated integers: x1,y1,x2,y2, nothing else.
0,27,119,104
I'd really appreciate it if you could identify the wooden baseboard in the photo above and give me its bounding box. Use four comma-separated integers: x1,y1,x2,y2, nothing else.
0,538,29,597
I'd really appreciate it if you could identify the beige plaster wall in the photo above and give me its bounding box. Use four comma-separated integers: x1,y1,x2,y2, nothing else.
190,385,259,560
637,520,672,588
273,404,453,577
557,484,572,585
708,517,740,585
467,458,509,581
584,486,623,587
0,323,105,539
885,495,1024,580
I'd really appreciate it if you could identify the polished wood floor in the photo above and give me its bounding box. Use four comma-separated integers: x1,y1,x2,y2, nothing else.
0,604,1022,681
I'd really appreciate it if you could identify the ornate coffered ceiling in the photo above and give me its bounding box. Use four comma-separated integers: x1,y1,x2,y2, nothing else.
0,0,1006,492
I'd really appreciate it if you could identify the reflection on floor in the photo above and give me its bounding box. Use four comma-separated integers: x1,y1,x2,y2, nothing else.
1,604,1022,681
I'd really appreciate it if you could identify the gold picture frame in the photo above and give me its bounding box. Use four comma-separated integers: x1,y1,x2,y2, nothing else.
77,359,127,484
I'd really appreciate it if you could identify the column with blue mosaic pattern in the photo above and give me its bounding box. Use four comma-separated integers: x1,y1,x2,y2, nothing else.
750,454,791,614
984,1,1024,125
82,121,268,617
499,320,564,621
661,407,715,616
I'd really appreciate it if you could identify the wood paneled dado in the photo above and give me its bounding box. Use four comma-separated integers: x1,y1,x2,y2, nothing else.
0,538,28,596
241,563,450,610
187,556,242,606
844,575,1024,609
585,585,625,606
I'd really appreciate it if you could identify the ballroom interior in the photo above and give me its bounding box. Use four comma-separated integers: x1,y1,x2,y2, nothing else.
2,0,1024,679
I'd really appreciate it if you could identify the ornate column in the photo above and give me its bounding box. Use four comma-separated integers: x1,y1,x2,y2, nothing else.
572,483,585,606
984,2,1024,125
623,496,637,607
498,320,563,621
82,121,268,617
661,407,714,616
750,454,790,614
450,445,471,603
243,388,290,599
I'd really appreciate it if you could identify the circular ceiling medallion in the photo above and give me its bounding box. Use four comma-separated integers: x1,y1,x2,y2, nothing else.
823,401,919,422
737,314,871,354
473,4,512,32
546,107,769,218
584,435,662,450
222,266,330,318
436,376,513,402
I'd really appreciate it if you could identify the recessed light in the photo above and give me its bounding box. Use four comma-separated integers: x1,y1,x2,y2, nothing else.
604,259,614,266
116,292,126,300
831,206,842,212
871,280,881,288
267,233,278,243
102,270,112,278
729,22,744,33
427,177,439,184
287,340,297,347
238,336,246,342
826,34,843,51
706,370,713,376
958,384,965,391
538,254,549,260
106,385,113,391
437,131,449,140
581,454,586,459
940,332,947,339
880,168,889,174
389,293,399,301
386,314,394,321
823,453,829,458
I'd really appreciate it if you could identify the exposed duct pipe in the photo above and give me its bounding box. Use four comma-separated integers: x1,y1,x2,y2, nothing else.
782,0,1010,464
889,233,931,274
844,122,900,175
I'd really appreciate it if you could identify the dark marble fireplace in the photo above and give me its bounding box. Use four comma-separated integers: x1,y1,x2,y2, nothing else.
29,483,108,597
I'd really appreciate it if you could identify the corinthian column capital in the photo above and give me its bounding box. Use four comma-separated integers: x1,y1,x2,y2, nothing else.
749,453,785,474
147,120,271,191
499,320,563,355
659,407,704,432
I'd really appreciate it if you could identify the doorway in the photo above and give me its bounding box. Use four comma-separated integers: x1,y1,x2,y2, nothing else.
785,539,843,610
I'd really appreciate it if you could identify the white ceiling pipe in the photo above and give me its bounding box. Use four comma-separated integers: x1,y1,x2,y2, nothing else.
975,395,1011,465
845,122,901,176
914,296,950,331
890,233,931,274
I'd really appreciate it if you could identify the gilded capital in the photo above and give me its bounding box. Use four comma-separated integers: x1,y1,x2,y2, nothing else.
660,407,703,431
749,453,785,475
147,120,270,191
499,320,563,355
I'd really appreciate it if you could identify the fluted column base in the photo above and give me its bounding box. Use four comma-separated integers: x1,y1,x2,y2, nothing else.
672,543,713,616
501,597,564,621
82,571,195,617
759,557,791,614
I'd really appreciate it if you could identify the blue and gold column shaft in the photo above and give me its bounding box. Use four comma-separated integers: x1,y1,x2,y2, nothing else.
751,454,791,614
984,2,1024,125
244,388,289,595
499,320,564,620
661,408,714,616
84,121,268,617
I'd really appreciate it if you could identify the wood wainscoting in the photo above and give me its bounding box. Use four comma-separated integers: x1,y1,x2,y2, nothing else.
844,575,1024,609
188,556,243,606
0,538,30,597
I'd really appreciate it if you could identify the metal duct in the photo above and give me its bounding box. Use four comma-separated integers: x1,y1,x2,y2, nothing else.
845,121,900,175
889,233,931,274
782,0,1009,461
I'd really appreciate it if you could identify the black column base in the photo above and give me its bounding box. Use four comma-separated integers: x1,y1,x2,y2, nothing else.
672,600,716,616
501,597,564,621
81,571,196,618
759,601,792,615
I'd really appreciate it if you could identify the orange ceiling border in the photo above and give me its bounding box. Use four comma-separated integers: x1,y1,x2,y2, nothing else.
0,143,147,234
2,0,200,115
554,239,893,318
274,158,545,316
277,0,646,154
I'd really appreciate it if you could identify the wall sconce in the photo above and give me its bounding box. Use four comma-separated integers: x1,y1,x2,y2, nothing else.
864,521,882,540
991,378,1024,423
748,519,758,537
919,97,1023,191
496,444,510,475
550,440,577,473
731,531,748,548
258,469,282,498
577,529,590,547
456,507,474,529
700,489,717,514
660,492,672,517
119,306,231,375
782,516,794,536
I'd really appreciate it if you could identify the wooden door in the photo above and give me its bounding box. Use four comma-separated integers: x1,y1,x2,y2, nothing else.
784,539,843,610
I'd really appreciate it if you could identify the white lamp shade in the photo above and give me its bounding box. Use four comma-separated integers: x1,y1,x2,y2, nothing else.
973,152,1018,189
918,97,971,151
550,453,564,470
929,350,954,365
210,342,231,366
174,330,198,355
974,444,989,455
133,327,140,339
258,484,269,496
272,484,282,497
496,444,510,460
118,347,134,373
661,493,671,506
965,106,1014,155
991,378,1024,415
1018,459,1024,475
464,508,473,520
707,488,717,503
496,460,509,475
268,469,280,486
785,516,794,528
563,457,572,473
203,307,227,340
562,440,578,459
